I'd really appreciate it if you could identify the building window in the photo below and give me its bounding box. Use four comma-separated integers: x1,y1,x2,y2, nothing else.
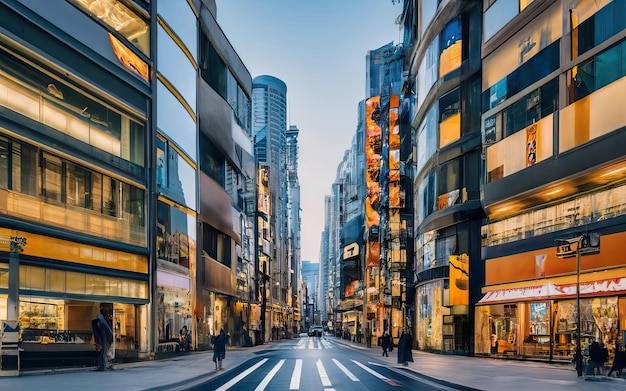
199,133,225,186
203,223,231,268
69,0,150,57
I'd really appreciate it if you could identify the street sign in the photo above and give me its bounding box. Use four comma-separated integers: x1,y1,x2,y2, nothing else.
556,233,600,258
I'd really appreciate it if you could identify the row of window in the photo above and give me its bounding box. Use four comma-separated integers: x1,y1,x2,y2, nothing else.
0,135,144,224
415,151,480,226
199,30,251,135
0,48,146,169
416,17,464,112
156,200,196,268
573,0,626,58
415,223,470,273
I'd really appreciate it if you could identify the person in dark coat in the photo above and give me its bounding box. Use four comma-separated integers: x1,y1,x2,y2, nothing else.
397,330,414,365
381,332,391,357
589,341,603,375
212,329,227,370
92,307,114,371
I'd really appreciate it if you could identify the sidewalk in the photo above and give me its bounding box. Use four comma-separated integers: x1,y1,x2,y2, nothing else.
3,337,626,390
331,336,626,391
0,342,273,391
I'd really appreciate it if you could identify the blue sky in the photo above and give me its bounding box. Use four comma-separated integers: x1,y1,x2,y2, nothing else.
214,1,403,264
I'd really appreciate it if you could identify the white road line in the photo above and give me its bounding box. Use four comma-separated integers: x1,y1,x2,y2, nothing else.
317,339,322,349
255,359,285,391
307,339,312,349
332,358,359,382
215,358,268,391
351,360,401,387
368,362,457,391
316,359,332,387
290,359,303,390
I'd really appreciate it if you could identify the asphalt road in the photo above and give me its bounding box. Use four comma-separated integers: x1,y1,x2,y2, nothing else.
186,336,463,391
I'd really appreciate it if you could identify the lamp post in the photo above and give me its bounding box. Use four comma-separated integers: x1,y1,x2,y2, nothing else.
556,233,600,377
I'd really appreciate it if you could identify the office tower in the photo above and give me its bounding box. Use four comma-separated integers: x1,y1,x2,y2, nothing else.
402,0,483,355
252,75,290,341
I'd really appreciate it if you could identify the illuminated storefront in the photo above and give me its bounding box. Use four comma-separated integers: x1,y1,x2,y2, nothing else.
476,231,626,362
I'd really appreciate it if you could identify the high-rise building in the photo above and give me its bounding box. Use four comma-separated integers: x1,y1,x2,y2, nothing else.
196,2,255,349
301,260,319,329
252,75,290,341
402,0,483,355
0,0,151,369
477,0,626,365
286,125,302,333
0,0,256,370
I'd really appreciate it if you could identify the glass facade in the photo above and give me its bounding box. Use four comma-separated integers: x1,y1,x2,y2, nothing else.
0,48,146,168
157,24,196,111
156,200,197,268
156,80,197,162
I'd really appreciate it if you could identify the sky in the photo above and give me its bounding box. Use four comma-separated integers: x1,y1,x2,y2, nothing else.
214,0,403,264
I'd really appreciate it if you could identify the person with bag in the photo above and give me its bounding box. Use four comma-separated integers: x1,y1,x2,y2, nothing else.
92,306,114,371
212,329,227,370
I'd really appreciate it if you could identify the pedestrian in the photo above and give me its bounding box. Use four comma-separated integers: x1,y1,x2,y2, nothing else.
381,331,391,357
92,307,114,371
589,341,602,375
397,330,414,366
212,329,227,370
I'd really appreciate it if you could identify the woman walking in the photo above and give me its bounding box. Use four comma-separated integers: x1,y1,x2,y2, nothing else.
212,329,227,370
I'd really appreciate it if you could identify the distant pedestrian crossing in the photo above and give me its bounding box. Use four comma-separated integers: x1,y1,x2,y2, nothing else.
294,337,333,350
212,357,403,390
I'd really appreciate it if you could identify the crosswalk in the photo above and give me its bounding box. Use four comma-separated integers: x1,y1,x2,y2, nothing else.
214,357,402,391
293,337,333,349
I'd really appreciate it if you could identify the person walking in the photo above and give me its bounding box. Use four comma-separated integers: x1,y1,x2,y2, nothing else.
212,329,227,370
397,330,414,366
381,332,391,357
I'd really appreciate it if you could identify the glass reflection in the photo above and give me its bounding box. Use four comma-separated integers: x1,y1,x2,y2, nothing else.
157,0,197,61
157,81,197,161
156,200,196,268
157,25,196,110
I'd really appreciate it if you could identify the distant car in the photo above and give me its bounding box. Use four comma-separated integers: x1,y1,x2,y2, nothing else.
309,326,324,337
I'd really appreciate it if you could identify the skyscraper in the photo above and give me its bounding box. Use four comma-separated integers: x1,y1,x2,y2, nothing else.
252,75,290,341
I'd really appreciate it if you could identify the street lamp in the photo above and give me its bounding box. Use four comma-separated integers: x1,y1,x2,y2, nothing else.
556,233,600,377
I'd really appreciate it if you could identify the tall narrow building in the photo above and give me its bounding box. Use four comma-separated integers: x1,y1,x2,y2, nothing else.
252,75,289,341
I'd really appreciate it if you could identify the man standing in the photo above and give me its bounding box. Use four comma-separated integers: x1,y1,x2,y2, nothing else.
92,307,114,371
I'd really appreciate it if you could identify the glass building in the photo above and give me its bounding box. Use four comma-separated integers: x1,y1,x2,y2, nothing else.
478,0,626,364
402,0,484,355
0,0,151,368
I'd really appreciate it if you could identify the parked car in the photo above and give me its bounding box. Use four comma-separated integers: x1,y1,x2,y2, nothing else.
309,326,324,337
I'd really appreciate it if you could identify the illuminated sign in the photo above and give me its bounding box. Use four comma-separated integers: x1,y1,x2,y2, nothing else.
343,242,359,260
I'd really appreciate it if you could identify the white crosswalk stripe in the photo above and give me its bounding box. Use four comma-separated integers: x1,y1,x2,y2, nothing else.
293,338,332,349
215,357,401,390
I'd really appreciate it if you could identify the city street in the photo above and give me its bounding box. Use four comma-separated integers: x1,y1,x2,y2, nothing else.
4,335,626,391
186,336,455,391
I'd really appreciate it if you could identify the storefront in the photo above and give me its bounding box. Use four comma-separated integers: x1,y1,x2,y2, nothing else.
476,288,623,362
477,231,626,362
156,269,191,352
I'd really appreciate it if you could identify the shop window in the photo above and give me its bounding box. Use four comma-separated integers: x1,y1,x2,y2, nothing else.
156,200,195,268
66,162,101,211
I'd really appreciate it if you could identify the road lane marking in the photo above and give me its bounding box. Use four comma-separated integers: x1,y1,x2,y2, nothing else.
290,359,303,390
307,339,312,349
215,358,268,391
255,359,285,391
317,339,322,349
332,358,359,381
368,362,457,391
351,360,401,387
316,359,332,387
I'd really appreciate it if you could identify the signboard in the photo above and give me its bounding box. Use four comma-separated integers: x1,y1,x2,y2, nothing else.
556,233,600,258
343,242,359,260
